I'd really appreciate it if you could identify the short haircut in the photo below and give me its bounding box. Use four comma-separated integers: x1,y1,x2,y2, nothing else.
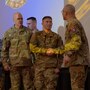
42,16,52,21
27,17,37,21
64,4,75,13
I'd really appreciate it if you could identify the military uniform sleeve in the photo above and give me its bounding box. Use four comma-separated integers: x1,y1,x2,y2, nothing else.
64,21,82,55
1,32,10,66
30,33,47,54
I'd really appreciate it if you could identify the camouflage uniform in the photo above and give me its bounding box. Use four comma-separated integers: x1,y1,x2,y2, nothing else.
30,29,39,63
1,26,33,90
66,18,89,90
55,18,89,90
30,29,39,90
30,31,63,90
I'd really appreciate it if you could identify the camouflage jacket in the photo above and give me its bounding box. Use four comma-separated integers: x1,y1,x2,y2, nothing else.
64,18,89,66
30,30,63,68
1,26,32,66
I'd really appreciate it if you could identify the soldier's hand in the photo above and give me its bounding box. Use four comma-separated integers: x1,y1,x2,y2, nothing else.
63,54,71,65
46,48,54,56
3,64,10,71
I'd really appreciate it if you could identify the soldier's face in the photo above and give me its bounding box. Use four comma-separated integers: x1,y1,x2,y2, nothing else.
62,8,67,20
27,20,37,30
42,18,52,30
13,13,23,27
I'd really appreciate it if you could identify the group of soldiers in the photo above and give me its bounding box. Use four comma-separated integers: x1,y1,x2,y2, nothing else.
0,4,89,90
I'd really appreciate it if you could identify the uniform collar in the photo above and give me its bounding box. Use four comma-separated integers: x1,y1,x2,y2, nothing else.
42,30,53,37
67,17,76,22
12,25,25,32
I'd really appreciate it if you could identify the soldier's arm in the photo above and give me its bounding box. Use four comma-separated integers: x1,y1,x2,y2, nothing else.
64,35,81,52
64,22,82,56
52,23,81,55
30,33,47,54
47,35,64,55
1,32,10,66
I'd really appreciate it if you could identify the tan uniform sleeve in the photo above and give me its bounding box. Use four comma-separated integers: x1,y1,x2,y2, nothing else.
53,21,82,56
64,21,82,55
65,34,81,52
1,32,10,66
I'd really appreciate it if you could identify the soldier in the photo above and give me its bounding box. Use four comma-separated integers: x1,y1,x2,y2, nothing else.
62,4,89,90
27,17,39,90
30,16,63,90
49,4,89,90
26,17,39,63
1,12,33,90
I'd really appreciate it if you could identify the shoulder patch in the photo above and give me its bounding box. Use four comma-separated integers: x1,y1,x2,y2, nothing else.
71,28,76,32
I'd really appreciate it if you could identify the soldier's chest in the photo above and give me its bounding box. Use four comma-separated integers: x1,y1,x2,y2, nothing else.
37,34,58,48
10,31,30,46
